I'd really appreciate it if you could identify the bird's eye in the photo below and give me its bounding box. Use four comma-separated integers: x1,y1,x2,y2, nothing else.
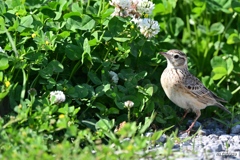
174,55,179,59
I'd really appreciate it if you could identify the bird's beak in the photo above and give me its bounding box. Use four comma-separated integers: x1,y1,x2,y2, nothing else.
159,52,167,57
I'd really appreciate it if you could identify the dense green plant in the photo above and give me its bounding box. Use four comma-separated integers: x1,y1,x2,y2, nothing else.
0,0,240,158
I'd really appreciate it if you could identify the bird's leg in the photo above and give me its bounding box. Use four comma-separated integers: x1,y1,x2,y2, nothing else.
185,110,201,134
177,110,189,132
179,109,189,124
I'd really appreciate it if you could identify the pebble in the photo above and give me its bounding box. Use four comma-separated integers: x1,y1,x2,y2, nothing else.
152,118,240,159
156,134,167,143
231,124,240,134
186,120,202,129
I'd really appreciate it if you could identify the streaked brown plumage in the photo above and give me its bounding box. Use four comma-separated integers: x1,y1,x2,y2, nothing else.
160,49,230,133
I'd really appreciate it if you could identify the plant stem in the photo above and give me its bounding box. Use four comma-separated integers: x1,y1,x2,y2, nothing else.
128,108,131,122
69,60,82,81
5,29,18,57
232,86,240,95
21,69,27,101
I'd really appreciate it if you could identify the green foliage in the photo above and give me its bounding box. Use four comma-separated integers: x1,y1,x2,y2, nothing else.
0,0,240,158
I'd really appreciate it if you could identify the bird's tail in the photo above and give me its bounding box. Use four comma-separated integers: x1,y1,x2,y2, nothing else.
215,102,231,114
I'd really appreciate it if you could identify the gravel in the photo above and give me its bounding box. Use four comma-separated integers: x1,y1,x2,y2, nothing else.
149,118,240,160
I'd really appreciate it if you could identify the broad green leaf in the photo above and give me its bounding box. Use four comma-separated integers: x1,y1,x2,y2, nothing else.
95,119,114,131
17,15,33,32
63,12,81,19
39,66,53,79
83,38,90,54
145,101,155,113
65,15,82,32
156,115,167,124
218,88,232,101
71,2,82,12
86,6,98,15
211,67,227,80
108,17,125,36
68,106,75,113
73,107,80,116
57,31,70,39
79,15,95,30
153,3,172,16
0,71,2,81
232,0,240,13
227,33,240,44
5,0,21,8
0,57,9,70
82,38,92,64
0,16,6,33
145,84,158,95
49,60,64,73
198,25,207,34
0,91,9,100
58,104,69,114
226,58,234,75
146,86,153,96
0,1,6,14
210,22,224,36
108,107,119,114
113,37,130,42
136,71,148,81
88,71,102,85
210,56,227,68
167,17,184,36
66,87,78,98
75,85,89,98
201,76,214,88
65,44,83,60
66,125,78,137
151,126,174,141
94,102,107,112
96,84,111,97
192,6,205,16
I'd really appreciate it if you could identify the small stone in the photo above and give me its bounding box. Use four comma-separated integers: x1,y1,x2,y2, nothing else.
231,124,240,134
214,128,226,135
187,120,202,129
219,134,231,142
182,141,192,147
232,135,240,142
203,120,218,129
203,145,213,152
145,132,153,137
179,132,189,139
198,136,211,146
208,134,219,141
232,118,240,124
156,134,167,143
198,129,207,136
228,145,240,152
172,144,180,149
209,142,223,152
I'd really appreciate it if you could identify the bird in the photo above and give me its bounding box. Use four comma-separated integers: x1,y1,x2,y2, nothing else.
160,49,231,134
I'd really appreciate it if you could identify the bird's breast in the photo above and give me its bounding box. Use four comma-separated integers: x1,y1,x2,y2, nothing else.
160,68,206,111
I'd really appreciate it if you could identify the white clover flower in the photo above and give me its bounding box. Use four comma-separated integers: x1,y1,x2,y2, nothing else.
109,71,119,84
124,100,134,108
131,17,140,24
110,0,132,17
50,91,66,104
136,18,160,38
133,0,155,16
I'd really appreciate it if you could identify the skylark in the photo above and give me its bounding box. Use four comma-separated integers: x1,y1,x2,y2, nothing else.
160,49,230,133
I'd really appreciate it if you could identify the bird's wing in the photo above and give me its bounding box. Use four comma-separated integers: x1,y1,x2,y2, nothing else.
182,73,226,104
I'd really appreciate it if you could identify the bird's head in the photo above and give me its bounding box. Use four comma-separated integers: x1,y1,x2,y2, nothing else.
160,49,188,69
